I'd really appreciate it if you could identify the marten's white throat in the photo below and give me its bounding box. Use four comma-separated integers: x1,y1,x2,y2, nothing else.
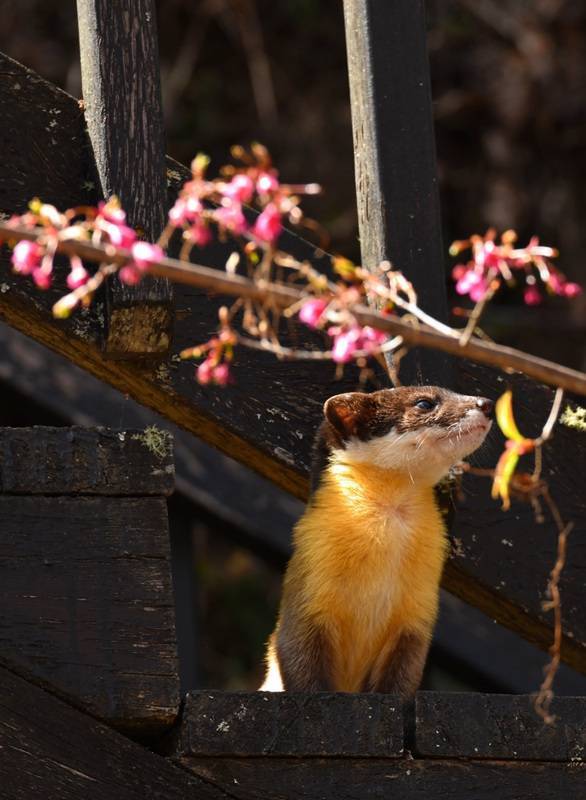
262,386,493,696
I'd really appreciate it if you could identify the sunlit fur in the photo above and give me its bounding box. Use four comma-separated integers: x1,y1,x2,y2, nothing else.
261,394,492,693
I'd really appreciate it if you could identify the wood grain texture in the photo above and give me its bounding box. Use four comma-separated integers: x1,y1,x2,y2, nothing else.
76,0,172,357
177,757,586,799
0,665,222,800
1,55,586,674
172,691,403,758
416,692,586,762
342,0,449,384
0,495,179,733
0,426,174,495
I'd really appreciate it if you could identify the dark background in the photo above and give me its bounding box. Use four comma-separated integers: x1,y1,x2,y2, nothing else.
1,0,585,692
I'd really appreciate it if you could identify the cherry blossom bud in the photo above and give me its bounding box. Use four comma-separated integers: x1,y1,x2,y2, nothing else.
223,174,255,204
190,222,212,246
169,199,188,227
213,363,230,386
215,204,247,236
197,359,213,384
563,282,582,298
53,292,79,318
119,265,142,285
253,203,282,244
256,172,279,195
67,264,90,290
106,222,137,249
330,326,361,363
12,240,42,275
523,286,542,306
130,242,164,271
299,298,327,328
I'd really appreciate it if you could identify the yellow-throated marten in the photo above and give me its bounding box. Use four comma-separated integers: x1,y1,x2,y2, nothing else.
261,386,493,697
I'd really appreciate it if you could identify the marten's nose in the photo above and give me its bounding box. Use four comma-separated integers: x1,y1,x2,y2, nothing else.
476,397,494,418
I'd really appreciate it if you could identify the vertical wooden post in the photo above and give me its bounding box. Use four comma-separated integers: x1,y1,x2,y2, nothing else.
343,0,450,385
76,0,173,358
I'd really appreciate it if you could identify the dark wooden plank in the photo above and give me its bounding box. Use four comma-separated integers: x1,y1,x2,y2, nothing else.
0,426,174,495
447,361,586,661
1,55,586,674
0,495,179,733
0,665,223,800
416,692,586,762
343,0,449,384
172,691,403,758
76,0,173,358
177,757,585,799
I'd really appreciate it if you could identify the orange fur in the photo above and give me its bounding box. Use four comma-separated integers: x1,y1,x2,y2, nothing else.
265,452,448,691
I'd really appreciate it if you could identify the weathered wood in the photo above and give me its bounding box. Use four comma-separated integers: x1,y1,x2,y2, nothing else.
0,426,174,495
177,756,585,798
0,665,222,800
343,0,449,384
76,0,173,358
416,692,586,762
0,495,179,733
2,55,586,674
172,691,404,758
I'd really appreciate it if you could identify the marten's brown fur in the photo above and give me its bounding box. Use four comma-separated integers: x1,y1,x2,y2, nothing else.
261,386,493,696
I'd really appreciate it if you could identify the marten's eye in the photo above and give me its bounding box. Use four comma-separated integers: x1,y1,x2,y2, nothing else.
415,398,436,411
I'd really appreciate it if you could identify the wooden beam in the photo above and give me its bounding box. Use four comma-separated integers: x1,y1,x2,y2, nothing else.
0,426,174,495
76,1,173,358
0,426,179,734
171,691,404,758
343,0,449,384
0,664,221,800
416,692,586,762
176,756,582,799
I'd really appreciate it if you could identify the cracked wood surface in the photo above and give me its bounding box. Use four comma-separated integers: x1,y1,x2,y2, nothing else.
1,52,586,674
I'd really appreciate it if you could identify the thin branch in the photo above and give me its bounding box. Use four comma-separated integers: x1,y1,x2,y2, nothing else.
2,221,586,396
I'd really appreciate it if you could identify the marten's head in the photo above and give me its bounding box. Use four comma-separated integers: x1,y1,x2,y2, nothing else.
315,386,493,487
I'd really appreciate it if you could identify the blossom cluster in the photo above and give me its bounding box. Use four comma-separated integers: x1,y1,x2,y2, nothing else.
166,144,319,251
450,229,581,305
7,198,162,316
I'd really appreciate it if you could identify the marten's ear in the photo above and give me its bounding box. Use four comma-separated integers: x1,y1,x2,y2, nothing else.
324,392,374,440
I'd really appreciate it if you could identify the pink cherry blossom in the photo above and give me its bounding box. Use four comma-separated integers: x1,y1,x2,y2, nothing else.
119,265,142,285
190,221,212,246
360,326,388,352
32,267,52,290
67,264,90,290
102,221,137,249
455,270,488,302
197,359,213,385
256,172,279,195
168,199,188,227
213,363,231,385
12,240,42,275
299,298,328,328
130,242,164,271
563,282,582,298
253,203,282,244
223,174,255,204
329,326,361,363
523,286,542,306
215,204,247,236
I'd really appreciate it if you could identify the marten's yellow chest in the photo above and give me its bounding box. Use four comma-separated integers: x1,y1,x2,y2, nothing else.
288,459,448,690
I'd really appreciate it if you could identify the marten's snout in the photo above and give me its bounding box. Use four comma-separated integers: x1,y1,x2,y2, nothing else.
476,397,494,418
